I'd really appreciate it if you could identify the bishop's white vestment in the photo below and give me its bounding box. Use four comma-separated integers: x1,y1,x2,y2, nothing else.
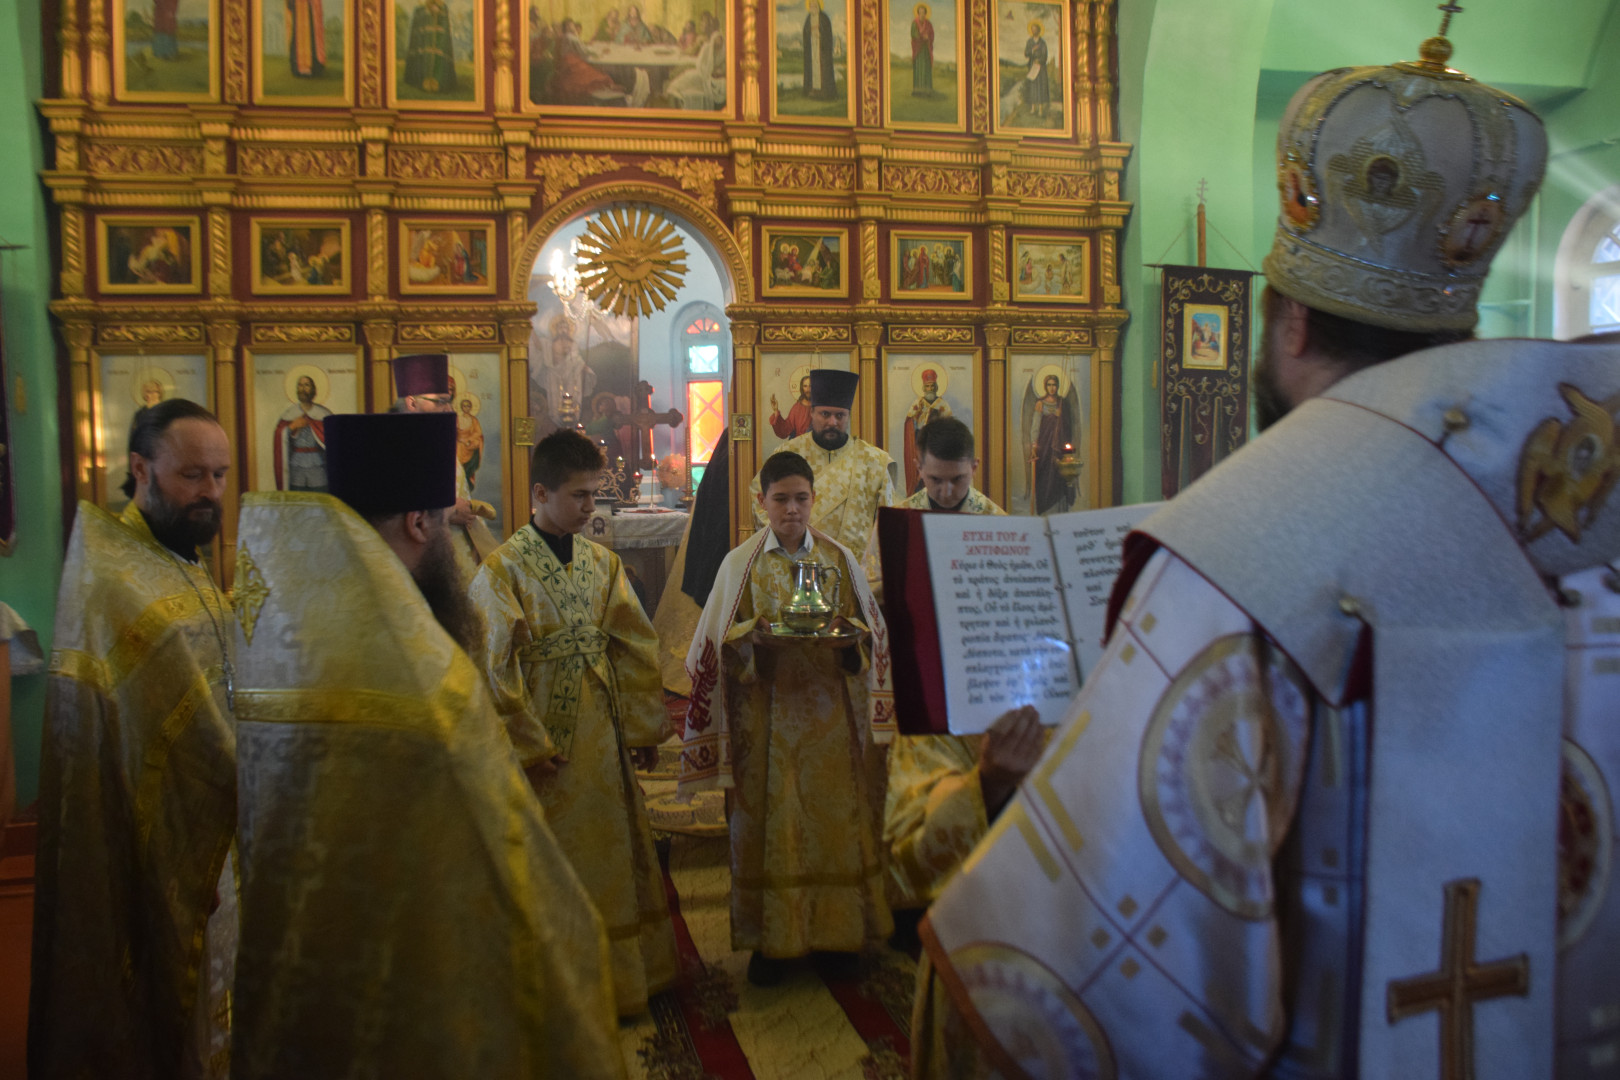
917,338,1620,1079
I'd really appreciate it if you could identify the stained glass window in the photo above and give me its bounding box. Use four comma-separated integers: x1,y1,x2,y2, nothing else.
687,344,720,374
686,380,725,466
685,317,721,334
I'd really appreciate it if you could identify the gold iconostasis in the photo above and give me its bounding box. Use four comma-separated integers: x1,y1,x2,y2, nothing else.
44,0,1130,581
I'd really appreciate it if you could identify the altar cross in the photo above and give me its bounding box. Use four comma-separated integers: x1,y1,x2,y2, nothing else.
1386,877,1529,1080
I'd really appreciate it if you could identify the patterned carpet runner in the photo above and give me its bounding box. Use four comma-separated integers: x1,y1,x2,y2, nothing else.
621,694,916,1080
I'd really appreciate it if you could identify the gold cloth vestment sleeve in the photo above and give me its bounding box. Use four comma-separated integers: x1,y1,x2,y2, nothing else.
231,493,622,1079
31,501,237,1080
883,734,986,910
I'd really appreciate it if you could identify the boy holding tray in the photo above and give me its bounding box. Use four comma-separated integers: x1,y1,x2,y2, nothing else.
679,450,895,986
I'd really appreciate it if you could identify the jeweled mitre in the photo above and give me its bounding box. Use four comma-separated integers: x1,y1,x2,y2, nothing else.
1262,35,1547,332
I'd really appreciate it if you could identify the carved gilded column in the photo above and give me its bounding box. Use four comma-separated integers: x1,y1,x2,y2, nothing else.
1094,326,1120,507
859,0,881,126
367,208,388,300
988,225,1009,304
1099,229,1120,306
364,319,396,410
854,322,881,444
86,0,110,104
208,208,232,296
970,0,990,134
493,0,515,112
59,0,83,99
729,320,759,544
1073,0,1094,146
508,210,528,282
208,319,241,584
60,206,87,297
984,324,1010,507
223,0,249,102
732,215,753,302
502,318,532,533
859,220,880,305
64,322,95,502
742,0,760,122
359,0,384,108
1094,0,1117,143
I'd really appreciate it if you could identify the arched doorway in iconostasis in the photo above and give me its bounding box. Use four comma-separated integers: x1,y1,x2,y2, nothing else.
520,197,737,506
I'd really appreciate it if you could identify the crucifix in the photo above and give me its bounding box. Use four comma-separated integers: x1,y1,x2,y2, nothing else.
628,379,683,470
1385,877,1529,1080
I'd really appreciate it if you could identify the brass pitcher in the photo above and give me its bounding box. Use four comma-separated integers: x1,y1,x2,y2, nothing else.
782,559,842,633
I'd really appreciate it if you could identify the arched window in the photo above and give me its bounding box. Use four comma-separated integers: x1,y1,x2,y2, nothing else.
669,302,728,486
1555,186,1620,339
681,309,723,374
1588,223,1620,335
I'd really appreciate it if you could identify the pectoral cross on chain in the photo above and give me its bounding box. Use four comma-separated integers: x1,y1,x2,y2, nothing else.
1386,878,1529,1080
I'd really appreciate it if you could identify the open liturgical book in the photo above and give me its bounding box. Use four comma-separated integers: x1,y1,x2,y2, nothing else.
876,502,1162,736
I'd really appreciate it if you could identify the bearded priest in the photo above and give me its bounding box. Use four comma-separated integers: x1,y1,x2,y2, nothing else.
229,412,623,1079
31,398,238,1080
748,369,897,561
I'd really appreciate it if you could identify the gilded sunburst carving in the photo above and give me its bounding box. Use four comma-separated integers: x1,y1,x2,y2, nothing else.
576,208,689,318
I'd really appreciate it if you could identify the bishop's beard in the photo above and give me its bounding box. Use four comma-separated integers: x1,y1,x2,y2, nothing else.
1252,331,1291,433
413,525,485,656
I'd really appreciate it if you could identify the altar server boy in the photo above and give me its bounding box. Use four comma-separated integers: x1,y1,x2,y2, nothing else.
679,450,895,986
469,429,676,1016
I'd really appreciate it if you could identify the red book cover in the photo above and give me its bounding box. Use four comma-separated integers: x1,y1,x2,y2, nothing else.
876,507,950,735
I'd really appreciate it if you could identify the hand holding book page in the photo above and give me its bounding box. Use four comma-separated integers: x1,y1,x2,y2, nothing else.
915,502,1161,734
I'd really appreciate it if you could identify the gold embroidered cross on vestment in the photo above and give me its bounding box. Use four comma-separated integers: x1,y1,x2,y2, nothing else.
1386,877,1529,1080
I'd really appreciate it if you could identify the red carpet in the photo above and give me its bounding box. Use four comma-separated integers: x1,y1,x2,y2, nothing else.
630,859,913,1079
629,693,913,1079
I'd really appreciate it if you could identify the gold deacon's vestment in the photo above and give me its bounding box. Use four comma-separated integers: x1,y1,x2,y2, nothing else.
230,493,622,1079
681,526,895,956
750,432,897,561
866,485,1004,911
469,524,677,1016
917,339,1620,1079
32,501,237,1080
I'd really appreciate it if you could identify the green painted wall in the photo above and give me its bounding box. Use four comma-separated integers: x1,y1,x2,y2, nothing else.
1116,0,1276,505
1117,0,1620,505
0,0,61,811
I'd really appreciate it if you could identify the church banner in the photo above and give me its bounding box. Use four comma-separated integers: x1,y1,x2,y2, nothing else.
1159,265,1255,497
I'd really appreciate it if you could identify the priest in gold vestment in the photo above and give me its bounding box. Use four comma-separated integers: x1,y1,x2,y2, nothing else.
32,399,237,1080
749,369,896,561
470,430,676,1016
682,450,896,985
230,412,622,1079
